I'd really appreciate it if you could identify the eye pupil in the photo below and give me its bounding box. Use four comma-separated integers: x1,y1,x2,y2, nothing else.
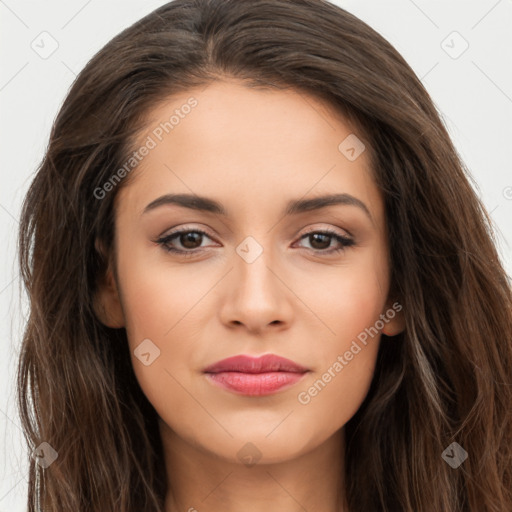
310,233,331,250
181,232,202,248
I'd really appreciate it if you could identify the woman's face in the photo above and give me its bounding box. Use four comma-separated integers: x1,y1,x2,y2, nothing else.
97,79,403,464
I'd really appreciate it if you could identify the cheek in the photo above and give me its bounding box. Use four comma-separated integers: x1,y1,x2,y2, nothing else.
117,247,210,344
117,266,197,423
115,248,213,405
292,254,387,426
303,250,388,347
295,345,379,443
293,279,384,437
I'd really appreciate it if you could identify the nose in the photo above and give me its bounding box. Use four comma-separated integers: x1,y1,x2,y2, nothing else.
218,240,294,334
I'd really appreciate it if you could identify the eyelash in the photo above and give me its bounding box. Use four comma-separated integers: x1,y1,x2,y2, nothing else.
155,227,354,257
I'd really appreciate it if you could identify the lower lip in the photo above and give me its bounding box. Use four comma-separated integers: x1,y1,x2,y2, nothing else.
205,371,307,396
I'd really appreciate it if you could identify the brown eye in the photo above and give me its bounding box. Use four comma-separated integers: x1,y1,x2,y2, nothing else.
156,229,215,255
308,233,332,250
296,229,354,254
179,231,204,249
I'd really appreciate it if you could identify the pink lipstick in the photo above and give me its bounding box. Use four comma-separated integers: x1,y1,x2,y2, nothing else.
203,354,310,396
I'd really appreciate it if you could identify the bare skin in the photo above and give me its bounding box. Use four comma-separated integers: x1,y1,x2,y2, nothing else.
95,78,405,512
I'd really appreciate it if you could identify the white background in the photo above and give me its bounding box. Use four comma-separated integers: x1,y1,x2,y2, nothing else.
1,1,511,510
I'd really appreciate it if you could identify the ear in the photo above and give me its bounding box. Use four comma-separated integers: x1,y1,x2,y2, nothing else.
93,239,125,328
381,299,405,337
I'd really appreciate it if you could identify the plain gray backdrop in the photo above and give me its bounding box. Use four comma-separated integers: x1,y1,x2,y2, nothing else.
1,1,511,510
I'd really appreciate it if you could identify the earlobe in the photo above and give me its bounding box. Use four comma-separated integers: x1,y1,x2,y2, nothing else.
381,300,405,337
93,239,125,328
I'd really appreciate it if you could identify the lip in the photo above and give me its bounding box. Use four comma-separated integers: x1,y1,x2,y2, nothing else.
203,354,309,374
203,354,310,396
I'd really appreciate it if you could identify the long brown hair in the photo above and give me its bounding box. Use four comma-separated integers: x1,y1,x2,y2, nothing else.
17,0,512,510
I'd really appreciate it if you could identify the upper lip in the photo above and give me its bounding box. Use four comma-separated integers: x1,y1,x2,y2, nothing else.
203,354,310,374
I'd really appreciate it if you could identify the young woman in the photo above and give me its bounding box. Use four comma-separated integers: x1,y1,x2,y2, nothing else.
17,0,512,510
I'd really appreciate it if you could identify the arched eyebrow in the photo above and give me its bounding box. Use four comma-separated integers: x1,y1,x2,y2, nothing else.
142,193,372,221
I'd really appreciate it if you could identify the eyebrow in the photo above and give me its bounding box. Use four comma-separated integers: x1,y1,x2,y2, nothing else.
142,193,372,220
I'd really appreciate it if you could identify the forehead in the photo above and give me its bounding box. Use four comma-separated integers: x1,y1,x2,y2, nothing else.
115,79,383,224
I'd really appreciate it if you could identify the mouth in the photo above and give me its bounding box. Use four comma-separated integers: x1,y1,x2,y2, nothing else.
203,354,310,396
